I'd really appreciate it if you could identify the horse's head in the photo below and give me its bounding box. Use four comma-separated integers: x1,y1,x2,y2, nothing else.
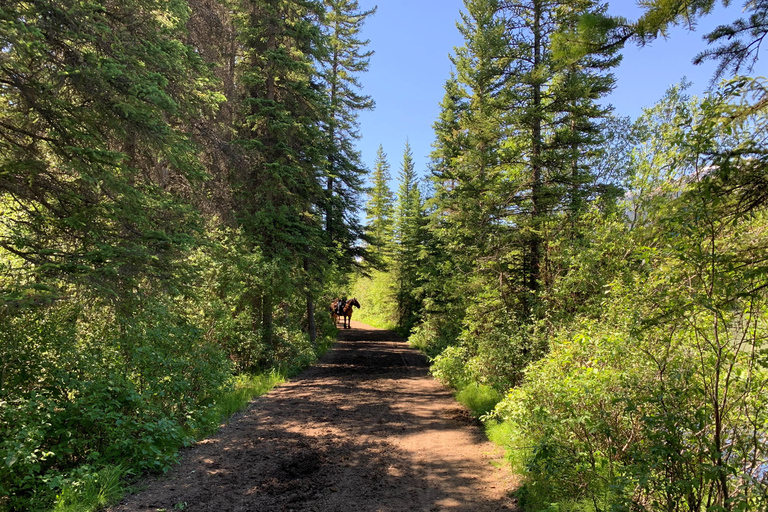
350,297,360,308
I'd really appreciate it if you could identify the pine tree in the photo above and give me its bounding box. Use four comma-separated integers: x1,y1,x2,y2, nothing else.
365,145,395,248
496,0,618,303
696,0,767,80
234,0,329,347
438,0,513,293
417,0,619,387
0,0,218,310
392,140,426,329
321,0,376,265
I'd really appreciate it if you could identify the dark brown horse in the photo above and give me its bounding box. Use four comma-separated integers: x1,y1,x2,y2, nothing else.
330,297,360,329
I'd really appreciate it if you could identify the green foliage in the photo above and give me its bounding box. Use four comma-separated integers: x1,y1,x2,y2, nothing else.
349,270,399,331
431,345,472,389
365,145,395,249
390,140,429,332
407,303,464,358
411,0,624,403
454,383,502,419
0,299,232,511
1,1,372,509
0,0,217,307
187,228,274,372
214,372,286,422
51,465,128,512
321,0,376,265
695,0,768,80
485,79,768,512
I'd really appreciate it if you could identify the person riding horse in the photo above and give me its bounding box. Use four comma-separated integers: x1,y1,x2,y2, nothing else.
330,297,360,329
335,297,346,316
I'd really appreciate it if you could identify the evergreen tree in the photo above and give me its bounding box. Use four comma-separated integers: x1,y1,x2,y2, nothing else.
365,145,395,248
321,0,376,266
417,0,619,388
695,0,768,80
0,0,219,310
493,0,618,302
429,74,467,198
392,140,426,329
576,0,766,85
233,0,329,347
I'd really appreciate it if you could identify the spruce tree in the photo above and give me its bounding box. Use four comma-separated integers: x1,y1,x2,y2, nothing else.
321,0,376,266
439,0,513,292
392,140,426,329
418,0,619,387
234,0,329,347
0,0,218,310
497,0,618,302
365,145,395,248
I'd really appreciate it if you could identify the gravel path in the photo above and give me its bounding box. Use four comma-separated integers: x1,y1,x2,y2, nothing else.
108,321,518,512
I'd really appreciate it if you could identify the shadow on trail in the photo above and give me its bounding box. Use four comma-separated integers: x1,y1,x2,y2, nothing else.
109,322,515,512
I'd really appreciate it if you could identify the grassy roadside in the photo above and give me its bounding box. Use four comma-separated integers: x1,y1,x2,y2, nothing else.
48,336,338,512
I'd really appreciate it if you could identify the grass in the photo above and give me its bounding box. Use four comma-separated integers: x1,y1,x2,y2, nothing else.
214,370,286,421
352,310,397,332
52,465,128,512
47,369,290,512
454,382,502,418
484,418,515,449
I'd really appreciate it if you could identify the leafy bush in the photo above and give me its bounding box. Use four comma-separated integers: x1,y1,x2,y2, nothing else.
349,271,399,331
491,325,642,512
408,302,464,358
430,345,472,389
0,300,232,511
455,383,501,419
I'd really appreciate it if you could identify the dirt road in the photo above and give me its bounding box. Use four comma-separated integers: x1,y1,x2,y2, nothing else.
108,321,518,512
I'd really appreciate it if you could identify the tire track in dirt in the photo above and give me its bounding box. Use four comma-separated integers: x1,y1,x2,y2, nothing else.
108,321,518,512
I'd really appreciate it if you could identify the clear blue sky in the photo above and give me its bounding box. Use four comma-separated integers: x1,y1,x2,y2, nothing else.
353,1,752,186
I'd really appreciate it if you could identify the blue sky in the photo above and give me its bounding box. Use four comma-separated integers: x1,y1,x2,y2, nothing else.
352,1,752,185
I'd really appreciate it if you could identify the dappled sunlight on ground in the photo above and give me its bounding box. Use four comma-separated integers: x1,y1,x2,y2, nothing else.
108,320,518,512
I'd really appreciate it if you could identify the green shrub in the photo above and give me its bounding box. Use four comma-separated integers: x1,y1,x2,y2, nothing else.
455,383,501,418
430,345,471,389
349,271,398,330
0,300,233,511
408,309,463,358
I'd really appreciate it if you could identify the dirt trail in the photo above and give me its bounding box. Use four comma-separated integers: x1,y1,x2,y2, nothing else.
108,321,518,512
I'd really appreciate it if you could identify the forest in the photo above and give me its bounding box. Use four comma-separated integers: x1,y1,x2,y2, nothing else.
1,0,766,511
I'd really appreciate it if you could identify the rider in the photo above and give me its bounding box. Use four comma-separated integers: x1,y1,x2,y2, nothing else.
336,297,346,316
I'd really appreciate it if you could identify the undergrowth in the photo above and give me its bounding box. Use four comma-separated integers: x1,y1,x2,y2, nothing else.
454,383,501,419
46,337,335,512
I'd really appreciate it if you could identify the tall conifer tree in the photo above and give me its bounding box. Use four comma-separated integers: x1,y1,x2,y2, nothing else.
499,0,618,301
392,140,426,329
234,0,328,346
419,0,619,385
0,0,218,310
365,145,395,248
321,0,376,265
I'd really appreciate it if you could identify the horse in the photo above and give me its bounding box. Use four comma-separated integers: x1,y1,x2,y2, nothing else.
330,297,360,329
330,299,342,326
